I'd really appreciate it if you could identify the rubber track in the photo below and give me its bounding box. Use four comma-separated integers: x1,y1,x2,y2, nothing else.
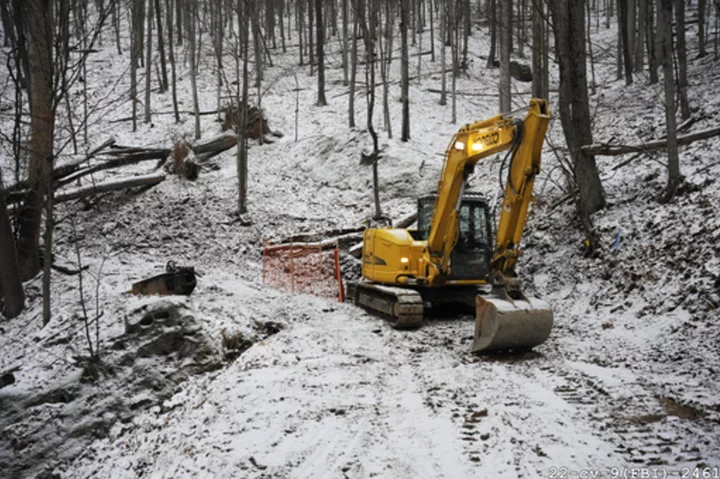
354,283,424,329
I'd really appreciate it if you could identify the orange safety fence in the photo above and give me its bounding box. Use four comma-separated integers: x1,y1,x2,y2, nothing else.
262,239,345,302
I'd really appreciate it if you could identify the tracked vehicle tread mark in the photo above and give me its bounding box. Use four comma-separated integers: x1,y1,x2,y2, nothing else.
354,283,424,330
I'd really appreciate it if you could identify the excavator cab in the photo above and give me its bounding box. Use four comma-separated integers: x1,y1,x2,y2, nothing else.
415,194,493,282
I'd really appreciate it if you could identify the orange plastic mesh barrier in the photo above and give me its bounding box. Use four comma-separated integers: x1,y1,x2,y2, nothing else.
262,240,344,302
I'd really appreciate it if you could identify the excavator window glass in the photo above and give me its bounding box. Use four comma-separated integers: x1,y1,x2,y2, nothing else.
415,195,490,250
457,204,490,251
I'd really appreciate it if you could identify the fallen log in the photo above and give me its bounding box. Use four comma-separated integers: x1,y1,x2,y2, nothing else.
54,174,166,203
581,125,720,156
265,232,364,253
191,132,238,162
57,148,170,188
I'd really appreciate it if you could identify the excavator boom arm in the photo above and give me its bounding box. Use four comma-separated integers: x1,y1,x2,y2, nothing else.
426,99,551,280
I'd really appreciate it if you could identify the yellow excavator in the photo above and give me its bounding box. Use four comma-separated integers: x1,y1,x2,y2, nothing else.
354,98,553,352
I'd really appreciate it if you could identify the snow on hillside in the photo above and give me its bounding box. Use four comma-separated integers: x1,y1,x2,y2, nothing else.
1,7,720,479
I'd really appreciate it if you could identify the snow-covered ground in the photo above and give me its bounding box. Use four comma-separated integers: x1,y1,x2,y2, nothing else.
1,7,720,479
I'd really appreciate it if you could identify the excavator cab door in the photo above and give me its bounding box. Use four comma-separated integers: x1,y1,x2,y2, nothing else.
416,194,493,282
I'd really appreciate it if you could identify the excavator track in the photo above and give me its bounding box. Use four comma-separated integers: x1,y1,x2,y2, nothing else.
353,283,424,330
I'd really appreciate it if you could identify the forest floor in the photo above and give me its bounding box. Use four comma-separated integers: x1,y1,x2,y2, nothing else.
1,10,720,479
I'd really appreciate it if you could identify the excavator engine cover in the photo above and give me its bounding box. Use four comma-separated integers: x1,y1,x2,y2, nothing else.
473,293,553,352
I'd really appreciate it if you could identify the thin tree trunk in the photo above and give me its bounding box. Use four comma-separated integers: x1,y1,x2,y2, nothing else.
499,0,511,112
587,0,596,94
618,0,633,84
401,0,410,141
238,0,249,214
635,0,646,71
342,0,349,85
316,0,327,105
674,0,690,119
144,0,153,124
188,0,201,139
532,0,543,98
349,8,358,128
661,0,680,202
155,0,169,92
113,0,122,54
646,0,659,84
131,0,142,131
166,0,180,122
308,0,315,72
487,0,497,68
698,0,707,57
440,2,447,105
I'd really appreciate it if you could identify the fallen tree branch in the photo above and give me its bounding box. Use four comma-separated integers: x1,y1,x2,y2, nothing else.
53,174,166,204
582,125,720,156
6,138,117,193
57,148,170,188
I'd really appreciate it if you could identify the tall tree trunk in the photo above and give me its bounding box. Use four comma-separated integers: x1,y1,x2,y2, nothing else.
131,0,143,131
17,0,54,281
316,0,327,105
401,0,410,141
166,0,180,122
532,0,543,98
674,0,690,119
381,0,393,138
0,174,25,319
698,0,707,57
308,0,315,72
237,0,250,214
618,0,633,84
188,0,201,139
486,0,496,68
646,0,659,83
440,1,447,105
342,0,349,85
548,0,606,223
155,0,168,92
349,7,358,128
661,0,680,202
635,0,646,71
144,0,153,124
499,0,511,112
587,0,596,94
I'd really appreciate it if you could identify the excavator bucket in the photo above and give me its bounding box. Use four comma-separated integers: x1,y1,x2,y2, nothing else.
472,293,553,353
